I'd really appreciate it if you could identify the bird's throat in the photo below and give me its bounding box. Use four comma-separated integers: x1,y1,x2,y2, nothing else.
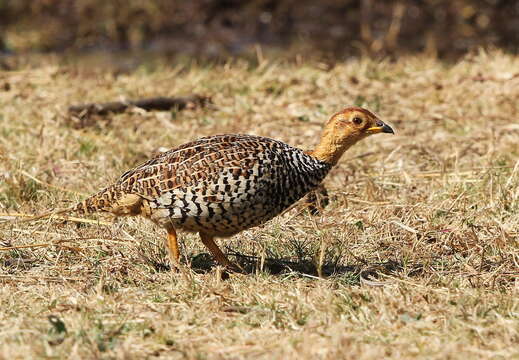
310,135,358,165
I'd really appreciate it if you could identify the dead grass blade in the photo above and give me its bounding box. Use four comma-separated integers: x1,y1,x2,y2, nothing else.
0,212,112,226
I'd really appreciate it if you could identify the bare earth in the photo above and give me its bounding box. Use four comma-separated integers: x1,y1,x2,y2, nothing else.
0,51,518,359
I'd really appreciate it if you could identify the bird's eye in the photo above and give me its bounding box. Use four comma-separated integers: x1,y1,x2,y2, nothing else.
352,117,363,125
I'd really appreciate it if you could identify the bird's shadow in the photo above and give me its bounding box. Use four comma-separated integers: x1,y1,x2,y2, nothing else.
147,251,413,283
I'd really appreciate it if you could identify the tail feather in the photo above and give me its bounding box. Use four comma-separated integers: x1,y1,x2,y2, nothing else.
74,184,144,216
1,184,144,226
73,185,120,215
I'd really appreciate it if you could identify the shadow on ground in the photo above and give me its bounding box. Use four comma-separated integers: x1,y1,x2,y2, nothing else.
144,250,415,284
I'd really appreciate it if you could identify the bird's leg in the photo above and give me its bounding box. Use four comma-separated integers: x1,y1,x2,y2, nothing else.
165,225,181,271
199,232,242,272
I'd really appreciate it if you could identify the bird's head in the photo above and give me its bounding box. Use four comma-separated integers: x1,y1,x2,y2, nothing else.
311,107,394,165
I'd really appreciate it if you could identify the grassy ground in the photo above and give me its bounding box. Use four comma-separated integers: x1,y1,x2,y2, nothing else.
0,50,518,359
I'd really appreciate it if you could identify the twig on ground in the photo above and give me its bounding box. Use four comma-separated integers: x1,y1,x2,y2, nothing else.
0,275,82,283
0,212,112,226
68,95,211,117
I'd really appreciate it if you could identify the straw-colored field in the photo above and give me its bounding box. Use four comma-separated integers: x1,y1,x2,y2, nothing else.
0,51,518,359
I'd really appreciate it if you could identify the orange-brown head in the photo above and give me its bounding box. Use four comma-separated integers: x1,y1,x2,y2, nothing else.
311,107,394,165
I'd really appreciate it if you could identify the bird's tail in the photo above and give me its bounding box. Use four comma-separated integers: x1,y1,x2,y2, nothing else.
73,184,145,216
72,184,122,215
1,183,143,226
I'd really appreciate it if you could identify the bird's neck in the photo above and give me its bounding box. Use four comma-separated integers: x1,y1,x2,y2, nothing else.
309,132,359,165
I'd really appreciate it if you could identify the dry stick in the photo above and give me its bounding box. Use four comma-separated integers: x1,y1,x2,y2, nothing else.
9,233,129,244
68,95,211,117
0,243,50,251
0,208,71,224
359,272,388,287
0,236,132,252
317,238,326,278
0,243,81,253
0,275,82,283
0,210,112,227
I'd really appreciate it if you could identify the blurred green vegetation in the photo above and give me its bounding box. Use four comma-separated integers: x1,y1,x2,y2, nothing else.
0,0,518,59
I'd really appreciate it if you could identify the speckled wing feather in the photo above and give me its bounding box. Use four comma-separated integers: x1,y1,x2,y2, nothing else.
117,135,266,197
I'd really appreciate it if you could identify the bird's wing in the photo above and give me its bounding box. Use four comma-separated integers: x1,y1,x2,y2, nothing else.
116,134,286,206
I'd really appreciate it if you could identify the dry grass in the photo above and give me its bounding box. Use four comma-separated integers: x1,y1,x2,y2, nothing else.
0,50,518,359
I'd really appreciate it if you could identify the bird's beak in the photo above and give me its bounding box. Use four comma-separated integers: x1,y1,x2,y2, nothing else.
367,119,394,134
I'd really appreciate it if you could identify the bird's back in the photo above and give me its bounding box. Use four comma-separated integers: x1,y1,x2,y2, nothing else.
78,134,332,235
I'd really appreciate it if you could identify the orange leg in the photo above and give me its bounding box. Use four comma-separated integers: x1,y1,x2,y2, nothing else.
166,225,180,270
199,232,241,272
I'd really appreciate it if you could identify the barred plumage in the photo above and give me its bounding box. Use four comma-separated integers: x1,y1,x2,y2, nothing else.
78,135,331,233
72,107,394,271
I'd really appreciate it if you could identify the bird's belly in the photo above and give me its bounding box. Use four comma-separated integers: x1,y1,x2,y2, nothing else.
165,199,284,236
149,189,305,236
148,165,325,236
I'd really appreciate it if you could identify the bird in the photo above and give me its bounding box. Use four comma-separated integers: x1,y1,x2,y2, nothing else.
26,107,394,271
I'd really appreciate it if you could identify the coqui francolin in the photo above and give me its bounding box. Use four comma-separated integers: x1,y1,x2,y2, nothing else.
27,107,394,271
